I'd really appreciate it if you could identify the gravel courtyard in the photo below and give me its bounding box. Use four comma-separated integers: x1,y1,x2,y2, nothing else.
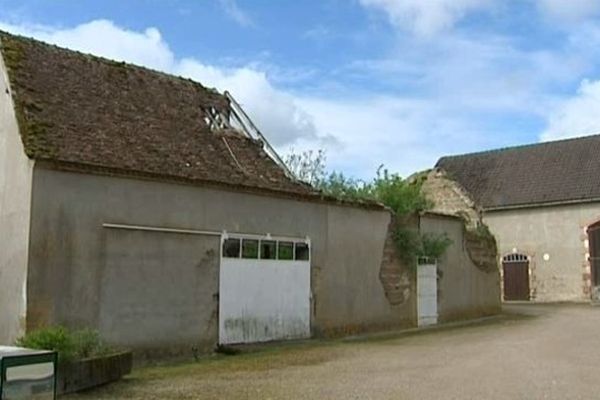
69,304,600,400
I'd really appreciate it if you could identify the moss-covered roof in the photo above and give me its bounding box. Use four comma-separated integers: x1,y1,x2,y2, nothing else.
0,30,320,199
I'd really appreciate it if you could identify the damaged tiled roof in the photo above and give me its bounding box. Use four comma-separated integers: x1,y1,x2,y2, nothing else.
0,31,317,198
436,134,600,209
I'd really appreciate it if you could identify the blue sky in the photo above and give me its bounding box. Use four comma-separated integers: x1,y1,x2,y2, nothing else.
2,0,600,178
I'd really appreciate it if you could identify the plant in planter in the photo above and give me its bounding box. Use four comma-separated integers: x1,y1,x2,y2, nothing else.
15,326,132,394
15,326,76,363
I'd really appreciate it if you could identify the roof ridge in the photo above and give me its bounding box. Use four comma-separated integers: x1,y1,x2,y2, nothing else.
437,132,600,162
0,29,221,96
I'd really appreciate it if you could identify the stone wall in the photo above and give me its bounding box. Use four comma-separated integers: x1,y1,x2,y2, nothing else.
315,205,417,337
484,203,600,302
378,215,417,308
464,228,498,273
421,169,480,228
425,167,600,302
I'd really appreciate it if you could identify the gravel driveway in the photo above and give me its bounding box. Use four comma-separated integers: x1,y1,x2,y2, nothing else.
69,304,600,400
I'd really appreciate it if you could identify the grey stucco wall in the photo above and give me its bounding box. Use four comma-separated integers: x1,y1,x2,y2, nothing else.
484,203,600,302
0,44,34,344
419,214,501,321
316,206,416,336
99,229,219,358
28,168,410,353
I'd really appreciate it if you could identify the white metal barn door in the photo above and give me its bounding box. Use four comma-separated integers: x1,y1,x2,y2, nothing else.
219,234,311,344
417,263,438,327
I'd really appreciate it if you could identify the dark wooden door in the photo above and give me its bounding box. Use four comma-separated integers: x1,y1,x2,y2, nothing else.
589,223,600,286
503,261,530,301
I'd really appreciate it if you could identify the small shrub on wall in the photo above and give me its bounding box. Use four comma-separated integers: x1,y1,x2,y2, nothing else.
318,167,450,263
285,151,450,263
420,232,453,260
394,229,453,266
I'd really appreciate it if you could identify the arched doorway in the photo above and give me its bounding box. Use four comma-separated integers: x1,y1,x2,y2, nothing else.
588,221,600,287
502,253,530,301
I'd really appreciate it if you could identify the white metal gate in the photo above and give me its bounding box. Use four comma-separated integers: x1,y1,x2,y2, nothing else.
219,234,311,344
417,262,438,327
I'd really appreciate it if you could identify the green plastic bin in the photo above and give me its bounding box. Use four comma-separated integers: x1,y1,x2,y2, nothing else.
0,347,57,400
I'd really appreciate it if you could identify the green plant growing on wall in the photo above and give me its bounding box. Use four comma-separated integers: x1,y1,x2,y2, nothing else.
319,166,432,216
471,222,496,245
394,228,422,264
395,229,453,266
369,167,432,216
285,150,447,264
318,171,371,200
420,232,453,260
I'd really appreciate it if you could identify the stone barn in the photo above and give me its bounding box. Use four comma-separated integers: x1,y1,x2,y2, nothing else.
428,135,600,302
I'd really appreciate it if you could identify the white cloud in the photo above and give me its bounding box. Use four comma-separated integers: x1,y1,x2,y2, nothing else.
360,0,600,35
0,19,173,71
359,0,491,36
4,15,597,179
297,96,432,176
541,79,600,141
536,0,600,23
176,60,322,146
218,0,254,27
0,19,464,177
297,95,494,178
0,19,321,147
347,31,576,116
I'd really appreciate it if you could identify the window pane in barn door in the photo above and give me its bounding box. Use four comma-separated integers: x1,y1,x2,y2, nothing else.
223,238,241,258
242,239,259,259
260,240,276,260
295,243,310,261
278,241,294,260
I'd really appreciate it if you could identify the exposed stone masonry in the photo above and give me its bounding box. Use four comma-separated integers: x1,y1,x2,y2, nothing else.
422,168,497,273
379,216,415,306
421,169,480,228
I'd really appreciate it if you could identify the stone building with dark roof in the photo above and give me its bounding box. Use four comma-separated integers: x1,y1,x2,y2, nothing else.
428,135,600,302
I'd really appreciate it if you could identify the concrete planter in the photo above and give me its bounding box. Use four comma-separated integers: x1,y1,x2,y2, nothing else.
57,351,132,395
